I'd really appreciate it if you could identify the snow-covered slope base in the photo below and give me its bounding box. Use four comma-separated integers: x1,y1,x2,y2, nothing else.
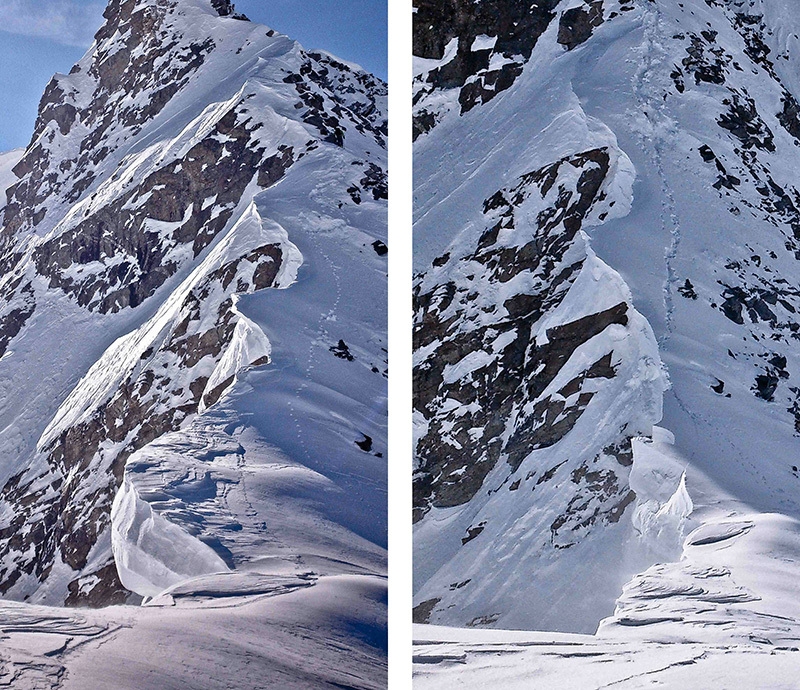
413,0,800,668
415,512,800,686
0,571,386,689
413,621,799,689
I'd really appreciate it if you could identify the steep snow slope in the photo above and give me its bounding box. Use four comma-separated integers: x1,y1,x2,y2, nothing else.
0,150,23,203
0,0,386,650
412,0,800,657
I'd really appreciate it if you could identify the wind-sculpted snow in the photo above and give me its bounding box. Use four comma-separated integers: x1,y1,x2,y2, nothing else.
0,0,387,618
595,511,800,651
0,571,387,689
111,477,230,598
112,385,386,602
413,0,800,662
413,616,800,689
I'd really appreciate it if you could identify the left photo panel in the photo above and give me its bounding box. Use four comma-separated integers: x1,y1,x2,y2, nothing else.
0,0,388,687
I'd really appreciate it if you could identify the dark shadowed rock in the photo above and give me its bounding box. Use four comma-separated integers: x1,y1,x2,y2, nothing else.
413,148,636,522
557,2,604,51
412,0,559,134
412,597,442,624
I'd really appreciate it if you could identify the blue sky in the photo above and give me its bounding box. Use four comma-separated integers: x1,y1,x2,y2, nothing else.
0,0,387,152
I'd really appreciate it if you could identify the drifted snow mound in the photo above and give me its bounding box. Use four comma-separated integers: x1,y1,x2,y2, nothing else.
111,478,228,599
199,296,272,414
415,515,800,687
600,512,800,646
629,427,694,562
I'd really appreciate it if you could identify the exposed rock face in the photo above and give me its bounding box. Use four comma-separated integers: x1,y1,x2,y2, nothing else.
296,52,389,149
32,111,292,314
413,134,665,627
557,1,604,51
210,0,242,17
412,0,561,138
412,0,608,138
414,149,631,518
0,0,387,607
7,0,209,234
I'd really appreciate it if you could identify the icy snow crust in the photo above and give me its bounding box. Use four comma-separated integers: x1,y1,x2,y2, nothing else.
414,0,800,678
0,573,387,689
0,0,387,678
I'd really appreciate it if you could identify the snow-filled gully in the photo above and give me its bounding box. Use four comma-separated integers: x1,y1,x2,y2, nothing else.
629,0,687,346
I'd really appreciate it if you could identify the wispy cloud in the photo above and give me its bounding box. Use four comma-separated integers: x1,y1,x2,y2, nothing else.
0,0,105,48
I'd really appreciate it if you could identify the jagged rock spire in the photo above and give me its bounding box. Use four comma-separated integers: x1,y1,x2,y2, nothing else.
210,0,234,15
210,0,248,20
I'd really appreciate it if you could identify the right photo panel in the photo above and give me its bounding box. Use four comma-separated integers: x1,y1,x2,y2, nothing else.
411,0,800,685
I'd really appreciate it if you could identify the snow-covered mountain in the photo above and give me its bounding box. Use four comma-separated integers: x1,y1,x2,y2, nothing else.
412,0,800,670
0,0,386,684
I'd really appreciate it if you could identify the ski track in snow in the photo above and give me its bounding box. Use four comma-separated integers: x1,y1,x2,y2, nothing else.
626,1,713,436
632,1,683,345
288,225,344,469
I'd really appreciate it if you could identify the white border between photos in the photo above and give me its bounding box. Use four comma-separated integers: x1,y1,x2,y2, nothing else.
388,0,413,686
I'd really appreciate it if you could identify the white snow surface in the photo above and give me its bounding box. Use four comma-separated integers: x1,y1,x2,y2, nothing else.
0,571,386,689
413,618,800,689
0,0,384,590
0,149,22,208
111,477,230,598
415,511,800,687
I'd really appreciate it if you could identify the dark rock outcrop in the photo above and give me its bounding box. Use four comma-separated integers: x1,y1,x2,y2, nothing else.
413,148,636,523
412,0,561,137
557,1,604,51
